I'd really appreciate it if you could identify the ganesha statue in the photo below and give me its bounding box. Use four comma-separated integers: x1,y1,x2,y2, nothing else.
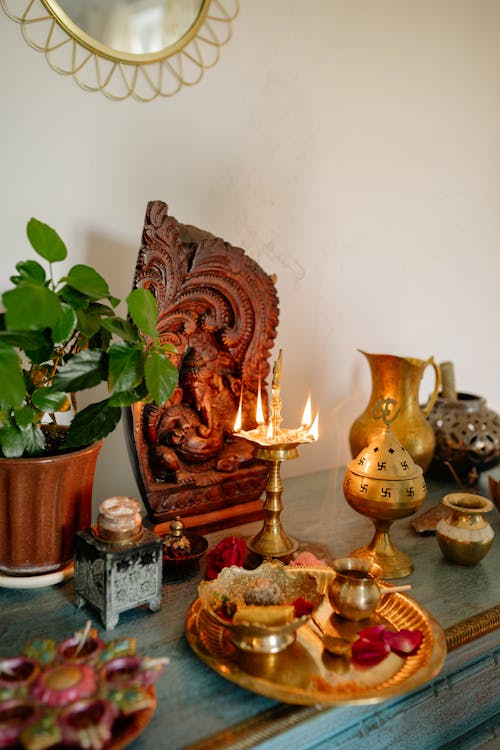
125,201,279,532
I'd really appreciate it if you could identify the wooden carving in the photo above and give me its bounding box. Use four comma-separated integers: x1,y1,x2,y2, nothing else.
125,201,280,533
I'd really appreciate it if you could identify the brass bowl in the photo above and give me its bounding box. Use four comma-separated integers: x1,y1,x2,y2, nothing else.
198,562,323,654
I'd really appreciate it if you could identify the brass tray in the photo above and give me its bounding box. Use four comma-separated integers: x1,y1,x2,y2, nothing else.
185,594,446,706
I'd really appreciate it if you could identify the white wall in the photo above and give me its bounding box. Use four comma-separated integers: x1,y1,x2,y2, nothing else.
1,1,500,511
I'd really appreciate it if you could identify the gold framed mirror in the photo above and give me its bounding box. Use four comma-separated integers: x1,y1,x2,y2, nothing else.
1,0,239,101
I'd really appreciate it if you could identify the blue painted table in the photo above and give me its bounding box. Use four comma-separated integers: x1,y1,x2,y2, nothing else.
1,469,499,749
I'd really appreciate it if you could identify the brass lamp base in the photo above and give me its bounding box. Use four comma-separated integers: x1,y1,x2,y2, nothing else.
245,444,299,567
246,527,299,565
350,521,414,579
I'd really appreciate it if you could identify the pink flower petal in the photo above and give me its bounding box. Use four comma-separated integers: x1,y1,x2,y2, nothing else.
382,628,423,656
351,638,390,667
290,552,328,568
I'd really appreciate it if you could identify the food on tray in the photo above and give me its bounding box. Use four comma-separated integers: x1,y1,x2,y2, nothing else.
233,605,295,627
198,562,325,655
243,577,284,606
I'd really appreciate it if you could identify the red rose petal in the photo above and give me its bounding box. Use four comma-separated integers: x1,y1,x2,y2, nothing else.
356,625,386,643
292,597,315,618
382,628,423,656
351,637,390,667
205,536,247,579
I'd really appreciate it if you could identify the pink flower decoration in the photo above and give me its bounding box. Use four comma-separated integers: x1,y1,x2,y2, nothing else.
205,536,247,580
382,628,423,656
289,552,329,568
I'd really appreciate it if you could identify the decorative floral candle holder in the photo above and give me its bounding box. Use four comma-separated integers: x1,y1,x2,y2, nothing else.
0,626,168,750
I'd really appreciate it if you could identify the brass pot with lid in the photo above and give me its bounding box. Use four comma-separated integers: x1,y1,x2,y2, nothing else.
343,398,427,579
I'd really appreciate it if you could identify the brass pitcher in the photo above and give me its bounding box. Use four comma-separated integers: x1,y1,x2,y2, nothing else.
349,351,441,473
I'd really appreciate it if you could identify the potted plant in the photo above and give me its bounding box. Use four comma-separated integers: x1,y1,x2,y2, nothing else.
0,218,178,577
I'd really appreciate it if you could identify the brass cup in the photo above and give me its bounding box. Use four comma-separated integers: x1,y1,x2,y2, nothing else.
328,558,382,621
328,558,411,621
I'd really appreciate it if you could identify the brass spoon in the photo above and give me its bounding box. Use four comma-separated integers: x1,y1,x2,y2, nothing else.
310,616,352,658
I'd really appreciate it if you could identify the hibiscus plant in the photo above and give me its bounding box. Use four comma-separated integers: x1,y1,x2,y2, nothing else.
0,217,178,458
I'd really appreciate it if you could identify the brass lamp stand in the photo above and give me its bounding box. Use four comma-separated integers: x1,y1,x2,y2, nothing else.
247,442,300,563
234,351,318,566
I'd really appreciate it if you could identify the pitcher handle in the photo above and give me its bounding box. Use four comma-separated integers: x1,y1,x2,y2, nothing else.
422,357,441,416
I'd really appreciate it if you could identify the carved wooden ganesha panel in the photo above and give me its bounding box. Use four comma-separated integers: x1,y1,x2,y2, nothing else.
125,201,279,533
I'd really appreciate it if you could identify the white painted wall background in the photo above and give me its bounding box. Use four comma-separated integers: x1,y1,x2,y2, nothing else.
1,1,500,514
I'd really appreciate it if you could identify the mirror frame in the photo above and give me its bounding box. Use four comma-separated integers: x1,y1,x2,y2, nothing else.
1,0,239,101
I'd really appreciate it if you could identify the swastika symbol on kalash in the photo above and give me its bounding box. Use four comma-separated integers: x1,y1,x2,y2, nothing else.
372,397,400,425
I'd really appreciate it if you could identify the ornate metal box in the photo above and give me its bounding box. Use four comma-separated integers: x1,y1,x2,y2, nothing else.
74,528,162,630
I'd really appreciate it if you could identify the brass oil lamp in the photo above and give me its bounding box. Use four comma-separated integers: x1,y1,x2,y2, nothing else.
343,398,427,579
234,350,319,565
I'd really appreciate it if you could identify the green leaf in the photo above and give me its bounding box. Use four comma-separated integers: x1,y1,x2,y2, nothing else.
0,341,26,409
108,343,143,393
108,382,148,407
52,349,107,392
0,422,25,458
126,288,159,341
101,316,142,344
0,329,49,351
65,399,121,448
52,302,77,346
144,350,178,406
24,338,54,366
27,218,67,263
66,265,110,300
76,307,103,339
108,295,120,308
14,405,37,427
32,387,68,412
87,302,115,318
3,284,62,331
60,285,90,310
87,326,112,352
11,260,46,286
20,424,46,456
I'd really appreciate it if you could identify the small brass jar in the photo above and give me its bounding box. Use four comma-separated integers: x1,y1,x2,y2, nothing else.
436,492,495,565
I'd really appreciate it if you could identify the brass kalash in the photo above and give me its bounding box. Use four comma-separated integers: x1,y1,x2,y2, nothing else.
234,351,318,566
343,398,427,579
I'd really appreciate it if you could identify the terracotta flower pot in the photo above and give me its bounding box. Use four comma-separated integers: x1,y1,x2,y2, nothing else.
0,441,102,576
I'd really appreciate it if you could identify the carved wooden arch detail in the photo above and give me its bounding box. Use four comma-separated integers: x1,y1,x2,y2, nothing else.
125,201,280,532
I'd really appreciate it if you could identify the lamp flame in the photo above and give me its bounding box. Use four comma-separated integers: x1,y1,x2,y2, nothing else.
256,380,265,425
301,393,312,428
309,411,319,440
234,393,243,432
